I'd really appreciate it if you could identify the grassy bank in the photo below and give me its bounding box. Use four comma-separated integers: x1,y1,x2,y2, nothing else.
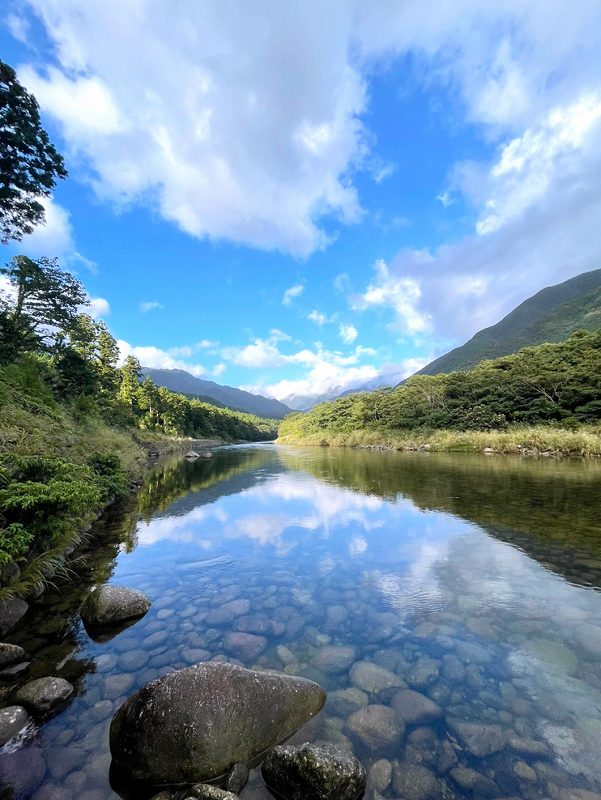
0,358,260,599
277,424,601,456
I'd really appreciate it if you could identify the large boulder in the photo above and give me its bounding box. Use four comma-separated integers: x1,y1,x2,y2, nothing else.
0,705,31,746
81,584,151,629
0,598,28,636
0,642,27,668
13,676,74,717
262,742,366,800
109,662,326,785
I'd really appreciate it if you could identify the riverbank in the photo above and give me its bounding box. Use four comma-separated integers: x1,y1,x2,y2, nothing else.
276,424,601,457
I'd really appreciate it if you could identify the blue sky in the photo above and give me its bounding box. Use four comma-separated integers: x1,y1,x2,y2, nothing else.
2,2,601,408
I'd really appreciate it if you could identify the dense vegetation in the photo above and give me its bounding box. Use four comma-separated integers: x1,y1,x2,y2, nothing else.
279,331,601,452
419,268,601,375
0,256,275,590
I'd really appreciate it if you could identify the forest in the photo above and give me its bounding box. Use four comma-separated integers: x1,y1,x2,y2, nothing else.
278,330,601,450
0,255,276,588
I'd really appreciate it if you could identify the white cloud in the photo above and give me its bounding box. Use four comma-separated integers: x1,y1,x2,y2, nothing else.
139,300,163,313
308,310,327,326
212,362,226,378
356,87,601,345
355,258,432,336
17,196,73,258
282,284,304,306
117,339,206,376
339,322,358,344
87,296,110,319
436,191,454,208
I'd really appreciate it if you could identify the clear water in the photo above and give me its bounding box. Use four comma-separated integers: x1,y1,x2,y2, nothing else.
3,444,601,800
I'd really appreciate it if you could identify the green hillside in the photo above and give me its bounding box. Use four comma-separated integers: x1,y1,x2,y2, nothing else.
419,268,601,375
278,330,601,454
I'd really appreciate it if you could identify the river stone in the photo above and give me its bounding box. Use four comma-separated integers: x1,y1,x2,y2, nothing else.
81,585,151,628
0,743,45,797
180,787,238,800
327,687,369,717
0,705,30,745
311,646,357,674
391,690,442,726
224,762,249,793
450,765,501,798
13,676,74,716
392,762,441,800
109,662,326,785
344,705,404,754
262,742,366,800
0,597,28,636
447,717,506,757
0,642,27,668
349,661,406,694
405,657,439,689
223,631,267,661
205,599,250,626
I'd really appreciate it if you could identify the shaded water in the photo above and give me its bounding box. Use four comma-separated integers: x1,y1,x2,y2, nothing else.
2,444,601,799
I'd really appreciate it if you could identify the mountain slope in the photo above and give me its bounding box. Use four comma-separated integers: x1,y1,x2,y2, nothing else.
141,367,292,419
418,268,601,376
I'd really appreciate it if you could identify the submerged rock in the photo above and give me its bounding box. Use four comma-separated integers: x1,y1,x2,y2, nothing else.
391,689,443,726
109,662,326,785
349,661,405,694
446,717,506,757
0,598,28,636
262,742,366,800
13,676,74,717
81,584,151,629
392,762,442,800
0,705,30,746
311,646,357,674
344,704,404,754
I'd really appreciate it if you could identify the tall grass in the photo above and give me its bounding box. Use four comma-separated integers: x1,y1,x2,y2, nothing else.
277,424,601,456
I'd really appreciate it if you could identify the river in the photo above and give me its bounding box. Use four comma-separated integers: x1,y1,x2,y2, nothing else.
2,444,601,799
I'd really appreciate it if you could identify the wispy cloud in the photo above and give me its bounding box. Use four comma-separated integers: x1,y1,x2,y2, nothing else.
339,322,358,344
282,283,304,306
139,300,164,313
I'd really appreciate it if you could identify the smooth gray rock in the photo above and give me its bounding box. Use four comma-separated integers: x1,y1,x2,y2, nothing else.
223,631,267,661
13,676,74,716
262,742,366,800
450,765,502,797
344,704,404,753
81,584,151,628
110,662,326,785
446,717,506,757
327,687,369,717
0,705,30,745
0,642,27,668
224,762,249,793
0,660,30,680
311,646,357,674
0,597,28,636
392,762,441,800
205,599,250,626
391,689,443,726
405,657,439,689
349,661,405,694
179,786,238,800
0,743,45,797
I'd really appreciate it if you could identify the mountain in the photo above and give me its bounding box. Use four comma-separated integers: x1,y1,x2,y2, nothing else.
141,368,293,419
417,268,601,376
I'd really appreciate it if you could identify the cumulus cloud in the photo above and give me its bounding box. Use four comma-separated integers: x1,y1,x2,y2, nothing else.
356,88,601,345
339,322,358,344
117,339,206,376
88,296,110,319
282,284,304,306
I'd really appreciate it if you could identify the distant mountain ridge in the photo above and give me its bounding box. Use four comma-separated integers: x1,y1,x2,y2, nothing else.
417,268,601,376
141,368,293,419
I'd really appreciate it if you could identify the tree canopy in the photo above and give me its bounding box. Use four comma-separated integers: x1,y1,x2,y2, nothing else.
0,59,68,243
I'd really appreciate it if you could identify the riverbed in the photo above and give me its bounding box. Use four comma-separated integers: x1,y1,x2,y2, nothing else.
2,444,601,799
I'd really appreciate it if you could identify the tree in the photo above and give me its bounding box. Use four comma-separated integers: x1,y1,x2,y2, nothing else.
0,59,67,243
118,356,142,412
0,255,88,357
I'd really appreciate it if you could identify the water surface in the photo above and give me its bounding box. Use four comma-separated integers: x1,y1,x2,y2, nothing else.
2,444,601,799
